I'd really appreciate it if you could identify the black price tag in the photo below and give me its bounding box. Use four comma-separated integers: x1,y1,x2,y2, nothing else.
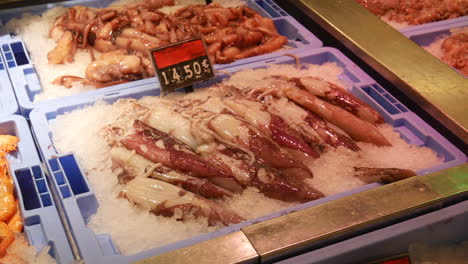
149,37,215,93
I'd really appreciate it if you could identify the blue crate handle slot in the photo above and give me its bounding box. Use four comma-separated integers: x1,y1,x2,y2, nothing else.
13,165,75,264
48,154,91,198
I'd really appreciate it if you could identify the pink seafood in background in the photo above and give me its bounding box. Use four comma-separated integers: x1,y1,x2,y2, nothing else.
355,0,468,25
441,32,468,76
47,1,287,88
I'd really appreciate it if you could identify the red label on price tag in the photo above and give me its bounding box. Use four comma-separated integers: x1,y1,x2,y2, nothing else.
149,37,215,93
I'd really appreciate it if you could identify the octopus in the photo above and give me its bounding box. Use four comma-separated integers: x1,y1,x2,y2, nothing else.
356,0,468,25
440,32,468,76
102,73,417,226
0,135,23,258
47,0,287,88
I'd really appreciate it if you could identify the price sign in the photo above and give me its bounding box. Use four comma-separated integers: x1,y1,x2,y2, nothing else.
149,37,215,93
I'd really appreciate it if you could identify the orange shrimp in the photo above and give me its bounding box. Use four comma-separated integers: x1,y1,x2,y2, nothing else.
7,201,23,233
0,222,14,258
0,193,15,223
0,136,18,153
0,152,15,222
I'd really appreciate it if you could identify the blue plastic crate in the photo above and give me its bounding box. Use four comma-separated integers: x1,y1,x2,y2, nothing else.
401,17,468,77
0,115,74,263
276,199,468,264
400,16,468,34
28,47,466,264
0,49,18,117
0,0,322,117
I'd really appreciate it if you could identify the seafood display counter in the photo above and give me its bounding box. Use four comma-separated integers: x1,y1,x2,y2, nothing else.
29,47,466,263
0,0,466,263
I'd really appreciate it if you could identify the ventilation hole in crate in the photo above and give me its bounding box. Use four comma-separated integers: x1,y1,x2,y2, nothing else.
5,52,13,61
46,112,58,120
362,86,400,115
32,166,42,179
24,215,40,226
392,119,428,146
40,193,52,207
23,67,35,75
384,93,397,103
59,185,71,198
0,63,3,70
49,158,60,172
59,155,89,195
77,195,98,223
372,84,385,93
54,171,65,185
394,126,424,146
342,69,359,83
96,234,120,256
36,179,47,193
47,242,56,259
11,42,29,66
424,137,454,162
7,61,16,68
255,0,280,17
2,44,10,52
16,169,41,210
396,103,408,113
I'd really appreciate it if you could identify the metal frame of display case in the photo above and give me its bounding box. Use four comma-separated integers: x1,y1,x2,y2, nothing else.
0,0,466,263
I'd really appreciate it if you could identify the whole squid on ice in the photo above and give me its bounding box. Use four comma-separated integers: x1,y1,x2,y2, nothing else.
198,142,324,202
120,120,243,193
122,177,245,226
245,76,391,147
266,97,360,152
208,113,314,182
110,147,233,199
223,98,320,158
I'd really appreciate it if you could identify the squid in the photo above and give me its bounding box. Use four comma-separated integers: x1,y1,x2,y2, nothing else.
200,143,324,202
247,77,391,147
223,98,320,158
110,147,233,199
285,76,385,125
122,177,245,226
120,120,243,193
208,113,314,181
266,97,360,152
283,87,391,146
